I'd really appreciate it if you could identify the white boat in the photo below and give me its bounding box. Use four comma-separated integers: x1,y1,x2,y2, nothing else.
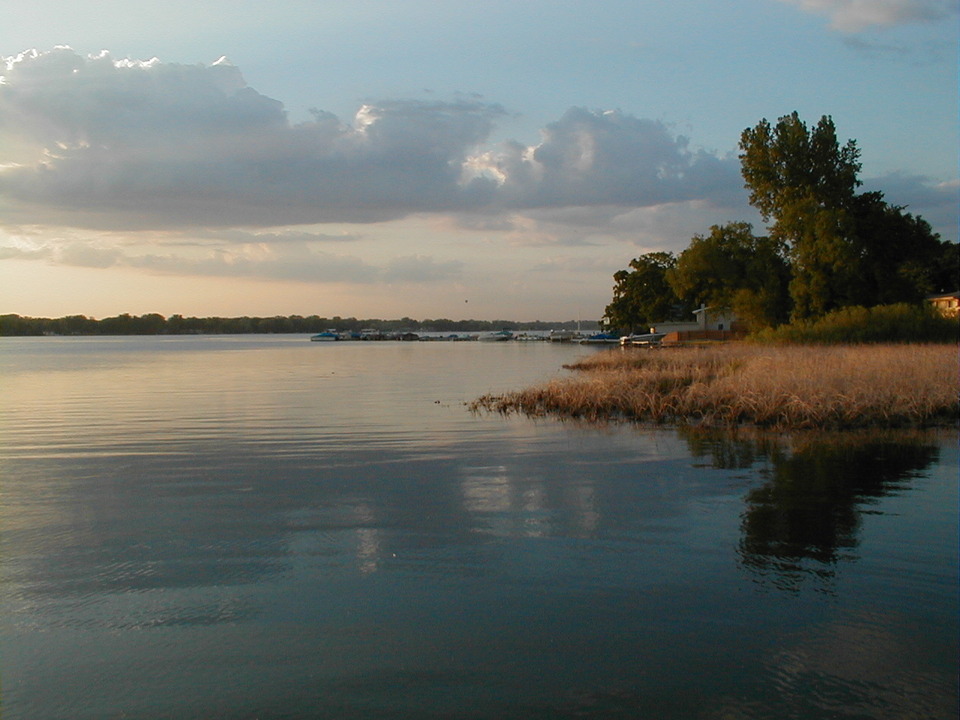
478,330,514,342
620,332,666,347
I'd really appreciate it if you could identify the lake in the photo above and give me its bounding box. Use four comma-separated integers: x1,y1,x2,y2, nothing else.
1,336,957,719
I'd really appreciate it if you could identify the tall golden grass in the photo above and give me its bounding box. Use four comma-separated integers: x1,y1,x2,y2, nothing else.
470,344,959,429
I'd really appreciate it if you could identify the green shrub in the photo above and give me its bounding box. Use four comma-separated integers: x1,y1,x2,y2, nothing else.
751,303,958,344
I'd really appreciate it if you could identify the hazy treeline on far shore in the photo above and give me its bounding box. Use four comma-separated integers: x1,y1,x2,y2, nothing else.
0,313,599,337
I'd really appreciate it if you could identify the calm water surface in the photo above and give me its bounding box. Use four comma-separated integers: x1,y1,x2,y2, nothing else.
1,336,957,719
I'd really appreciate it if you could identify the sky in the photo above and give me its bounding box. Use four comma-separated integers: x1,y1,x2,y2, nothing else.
1,0,957,322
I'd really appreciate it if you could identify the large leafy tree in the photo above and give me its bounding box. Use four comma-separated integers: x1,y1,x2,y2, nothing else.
739,112,955,318
740,112,861,225
667,222,791,330
740,112,863,319
604,112,955,335
603,252,689,332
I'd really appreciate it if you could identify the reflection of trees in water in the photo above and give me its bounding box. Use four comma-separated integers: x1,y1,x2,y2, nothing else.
679,429,941,591
682,429,786,470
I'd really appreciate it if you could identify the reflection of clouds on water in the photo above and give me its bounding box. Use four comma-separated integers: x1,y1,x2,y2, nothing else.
694,603,958,720
764,609,958,720
459,464,602,539
461,466,512,514
5,339,956,720
564,483,599,537
460,464,554,537
355,528,382,575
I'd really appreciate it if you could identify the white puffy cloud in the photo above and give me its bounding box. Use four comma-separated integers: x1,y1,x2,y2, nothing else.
0,48,740,230
775,0,958,31
477,108,743,209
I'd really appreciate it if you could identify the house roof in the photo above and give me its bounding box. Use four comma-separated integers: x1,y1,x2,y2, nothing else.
692,306,734,316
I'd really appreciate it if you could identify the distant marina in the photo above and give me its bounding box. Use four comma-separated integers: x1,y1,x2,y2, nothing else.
309,328,624,343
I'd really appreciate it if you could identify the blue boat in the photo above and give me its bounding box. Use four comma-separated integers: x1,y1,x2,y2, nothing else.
310,331,340,342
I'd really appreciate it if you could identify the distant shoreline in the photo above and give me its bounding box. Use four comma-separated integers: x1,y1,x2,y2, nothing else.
0,313,599,337
470,343,959,430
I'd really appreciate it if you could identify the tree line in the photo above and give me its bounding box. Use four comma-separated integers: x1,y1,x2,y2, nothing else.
604,112,958,333
0,313,595,336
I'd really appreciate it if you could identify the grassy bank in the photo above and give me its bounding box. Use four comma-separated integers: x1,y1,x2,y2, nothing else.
751,304,958,344
470,343,959,429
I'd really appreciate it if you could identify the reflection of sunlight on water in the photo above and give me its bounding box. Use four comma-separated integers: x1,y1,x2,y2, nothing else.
353,504,382,575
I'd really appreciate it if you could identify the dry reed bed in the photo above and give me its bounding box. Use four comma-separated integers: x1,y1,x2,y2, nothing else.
470,343,959,429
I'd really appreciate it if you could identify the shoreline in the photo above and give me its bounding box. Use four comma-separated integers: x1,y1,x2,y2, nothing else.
469,342,959,430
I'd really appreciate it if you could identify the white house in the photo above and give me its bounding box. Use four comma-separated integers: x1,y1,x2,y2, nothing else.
649,306,739,335
926,291,960,318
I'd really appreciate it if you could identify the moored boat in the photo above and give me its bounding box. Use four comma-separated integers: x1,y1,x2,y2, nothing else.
478,330,514,342
310,331,340,342
575,332,620,344
619,332,666,347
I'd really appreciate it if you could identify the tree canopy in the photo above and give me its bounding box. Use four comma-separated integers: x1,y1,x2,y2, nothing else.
739,112,861,227
667,223,791,331
739,112,951,320
603,252,689,332
604,111,956,333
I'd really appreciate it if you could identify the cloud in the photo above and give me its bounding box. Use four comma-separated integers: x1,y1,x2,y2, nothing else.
191,228,363,244
473,108,743,209
0,48,740,230
529,255,614,274
861,172,960,242
383,255,463,283
127,246,379,283
56,242,123,268
774,0,958,31
0,244,50,260
0,231,465,284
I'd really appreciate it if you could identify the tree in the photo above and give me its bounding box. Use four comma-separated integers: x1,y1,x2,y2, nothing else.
599,112,952,333
740,112,861,228
740,112,863,319
932,241,960,294
667,222,791,330
846,192,952,304
603,252,689,332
